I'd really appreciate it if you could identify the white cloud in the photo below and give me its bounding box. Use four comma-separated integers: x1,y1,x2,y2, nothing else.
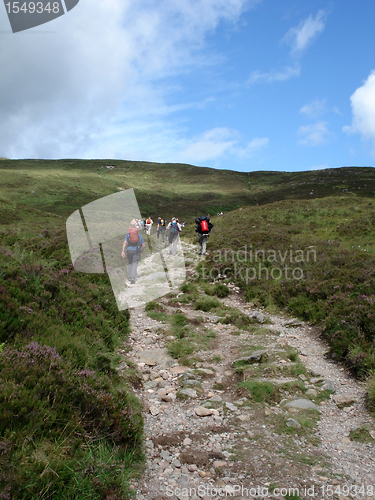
0,0,257,160
248,64,300,84
284,10,327,57
309,164,330,171
238,137,269,157
343,70,375,155
297,121,330,146
173,128,236,163
299,99,326,118
171,128,269,164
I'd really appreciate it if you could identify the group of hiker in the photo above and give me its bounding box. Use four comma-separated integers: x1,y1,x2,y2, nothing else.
121,214,213,285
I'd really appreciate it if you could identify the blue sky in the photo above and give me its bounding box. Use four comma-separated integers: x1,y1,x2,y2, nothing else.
0,0,374,172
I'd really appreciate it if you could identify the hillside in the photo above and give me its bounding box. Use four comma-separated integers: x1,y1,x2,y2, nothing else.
0,160,374,225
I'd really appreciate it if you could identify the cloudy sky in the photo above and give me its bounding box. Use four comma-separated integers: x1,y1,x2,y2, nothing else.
0,0,374,172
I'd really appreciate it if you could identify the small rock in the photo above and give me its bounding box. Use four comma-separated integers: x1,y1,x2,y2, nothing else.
195,407,214,417
305,388,317,396
187,464,198,472
299,374,307,381
198,368,214,375
149,406,159,416
170,365,190,374
160,450,171,462
161,393,176,402
342,437,351,444
182,379,202,388
213,460,227,468
172,459,181,468
249,311,264,323
283,318,303,327
333,393,359,408
209,395,223,402
225,402,237,411
183,438,192,446
310,377,324,384
232,350,268,366
180,388,198,398
286,418,301,428
321,380,336,391
237,415,250,421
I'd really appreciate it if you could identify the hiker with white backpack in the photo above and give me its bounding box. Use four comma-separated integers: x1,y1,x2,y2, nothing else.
121,224,145,285
145,217,153,235
167,217,182,255
195,215,213,256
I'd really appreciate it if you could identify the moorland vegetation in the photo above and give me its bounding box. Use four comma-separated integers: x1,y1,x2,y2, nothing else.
0,159,375,498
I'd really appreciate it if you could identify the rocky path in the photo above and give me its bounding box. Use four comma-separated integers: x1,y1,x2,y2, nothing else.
119,243,375,500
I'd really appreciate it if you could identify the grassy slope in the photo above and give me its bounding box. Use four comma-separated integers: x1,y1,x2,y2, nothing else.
196,196,375,378
1,160,375,223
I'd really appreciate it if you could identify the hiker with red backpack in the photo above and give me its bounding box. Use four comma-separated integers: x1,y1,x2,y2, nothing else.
121,225,145,285
167,217,182,255
195,215,213,256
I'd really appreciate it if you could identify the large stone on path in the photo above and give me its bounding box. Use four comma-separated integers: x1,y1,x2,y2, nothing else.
195,407,214,417
283,398,319,410
138,348,174,369
180,389,198,398
170,365,190,374
333,393,359,408
232,350,268,366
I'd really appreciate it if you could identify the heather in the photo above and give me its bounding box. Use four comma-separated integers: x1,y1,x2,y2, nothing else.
0,225,143,498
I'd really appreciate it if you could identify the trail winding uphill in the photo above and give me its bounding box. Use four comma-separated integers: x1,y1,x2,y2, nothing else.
117,243,375,500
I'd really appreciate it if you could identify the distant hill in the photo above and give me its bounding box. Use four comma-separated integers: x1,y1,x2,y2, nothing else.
0,160,374,224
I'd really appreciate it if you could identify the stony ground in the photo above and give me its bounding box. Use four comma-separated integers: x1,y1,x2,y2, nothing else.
117,242,375,500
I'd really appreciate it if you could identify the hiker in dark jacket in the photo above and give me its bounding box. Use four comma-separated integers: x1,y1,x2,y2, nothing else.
157,216,166,242
121,226,145,285
195,215,213,256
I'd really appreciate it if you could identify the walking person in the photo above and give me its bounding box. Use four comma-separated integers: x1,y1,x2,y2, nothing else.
195,215,213,256
167,217,182,255
121,225,145,285
145,216,153,235
157,216,166,242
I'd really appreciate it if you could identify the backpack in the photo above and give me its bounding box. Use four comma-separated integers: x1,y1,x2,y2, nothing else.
195,216,211,234
169,221,180,234
146,218,151,224
200,220,209,233
127,227,139,244
160,219,165,226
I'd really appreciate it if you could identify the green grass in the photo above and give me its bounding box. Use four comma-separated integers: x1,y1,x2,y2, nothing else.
239,380,279,403
202,195,375,380
349,426,375,444
193,295,221,312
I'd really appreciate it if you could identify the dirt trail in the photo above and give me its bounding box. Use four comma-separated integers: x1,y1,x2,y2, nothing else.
120,242,375,500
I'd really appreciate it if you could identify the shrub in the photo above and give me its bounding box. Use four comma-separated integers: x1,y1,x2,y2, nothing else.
366,371,375,413
193,296,221,312
0,342,143,498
